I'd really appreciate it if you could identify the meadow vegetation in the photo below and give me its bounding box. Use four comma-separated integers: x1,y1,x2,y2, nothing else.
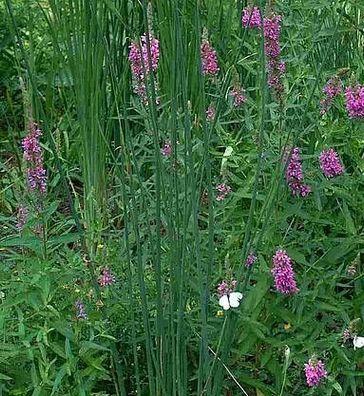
0,0,363,395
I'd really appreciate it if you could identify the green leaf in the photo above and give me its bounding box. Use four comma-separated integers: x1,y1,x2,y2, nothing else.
342,201,356,235
0,296,25,309
288,249,309,266
0,372,12,380
48,233,81,245
332,380,343,394
50,342,66,359
316,302,342,312
31,386,42,396
79,341,110,356
51,365,67,395
0,236,42,251
65,338,73,360
54,321,75,341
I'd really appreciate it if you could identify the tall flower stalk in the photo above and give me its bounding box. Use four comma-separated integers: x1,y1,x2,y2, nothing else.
242,6,262,29
17,120,47,233
22,121,47,195
345,84,364,118
201,39,219,76
319,148,344,178
272,250,299,295
129,34,160,102
264,13,285,102
320,76,342,114
285,147,311,197
304,359,327,387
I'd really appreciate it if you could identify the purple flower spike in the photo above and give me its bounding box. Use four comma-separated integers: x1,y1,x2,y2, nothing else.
304,359,327,387
75,300,88,320
216,183,232,201
22,123,47,194
128,34,160,101
16,205,29,231
201,40,219,76
264,14,285,101
129,35,159,79
217,279,237,297
98,268,116,287
206,105,216,121
245,252,257,268
345,84,364,118
320,76,342,114
230,87,247,107
161,141,172,157
272,249,299,295
285,147,311,197
242,6,261,28
319,148,344,178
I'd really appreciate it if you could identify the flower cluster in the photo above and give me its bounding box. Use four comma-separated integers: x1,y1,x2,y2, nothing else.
264,14,285,101
216,183,232,201
245,252,257,268
22,122,47,194
160,141,172,157
230,87,247,107
129,35,159,77
128,34,160,101
217,279,237,297
342,328,353,343
304,359,327,387
271,250,299,294
319,148,344,178
16,205,29,231
285,147,311,197
241,6,261,28
320,76,342,114
75,300,88,320
206,104,216,121
98,268,116,287
201,40,219,76
345,84,364,118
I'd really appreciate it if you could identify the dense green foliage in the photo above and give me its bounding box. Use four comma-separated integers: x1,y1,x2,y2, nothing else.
0,0,363,395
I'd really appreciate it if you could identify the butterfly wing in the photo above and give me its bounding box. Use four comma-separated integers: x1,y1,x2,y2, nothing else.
353,336,364,350
228,292,243,308
219,295,230,310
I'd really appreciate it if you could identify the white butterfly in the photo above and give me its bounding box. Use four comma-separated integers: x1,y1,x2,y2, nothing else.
218,292,243,310
353,335,364,350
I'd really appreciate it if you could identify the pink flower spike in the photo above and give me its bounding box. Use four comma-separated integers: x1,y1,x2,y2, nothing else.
320,76,342,114
206,104,216,121
345,84,364,118
75,300,88,320
216,183,232,201
263,14,285,100
128,34,160,101
217,279,237,297
242,6,261,28
304,359,327,387
161,141,172,157
16,205,29,231
245,252,257,268
201,40,219,76
98,268,116,287
230,87,247,107
272,249,299,295
319,148,344,178
128,35,159,79
285,147,311,197
22,122,47,194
